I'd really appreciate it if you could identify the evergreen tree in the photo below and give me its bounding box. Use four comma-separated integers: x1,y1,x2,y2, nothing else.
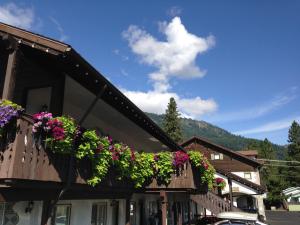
258,138,284,206
258,139,285,206
163,97,183,143
285,121,300,187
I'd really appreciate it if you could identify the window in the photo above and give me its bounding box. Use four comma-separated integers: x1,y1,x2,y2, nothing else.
211,153,223,160
26,87,52,114
91,202,107,225
244,172,252,180
0,203,19,225
52,204,71,225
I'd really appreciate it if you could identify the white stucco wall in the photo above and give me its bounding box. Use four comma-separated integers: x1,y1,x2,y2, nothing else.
57,199,126,225
11,199,126,225
231,170,261,185
12,201,43,225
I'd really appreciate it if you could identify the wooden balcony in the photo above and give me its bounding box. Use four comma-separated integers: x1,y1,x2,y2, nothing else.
0,116,203,192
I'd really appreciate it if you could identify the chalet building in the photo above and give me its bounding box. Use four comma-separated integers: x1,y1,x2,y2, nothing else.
0,23,232,225
182,137,267,219
237,150,258,160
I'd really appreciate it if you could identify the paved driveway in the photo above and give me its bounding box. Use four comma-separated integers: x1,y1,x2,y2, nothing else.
265,210,300,225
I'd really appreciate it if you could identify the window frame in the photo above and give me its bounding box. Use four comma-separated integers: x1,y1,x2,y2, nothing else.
52,204,72,225
244,172,252,180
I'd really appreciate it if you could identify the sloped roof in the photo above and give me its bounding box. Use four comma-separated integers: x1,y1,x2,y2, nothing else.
0,22,182,151
237,150,258,156
217,168,266,194
181,136,262,168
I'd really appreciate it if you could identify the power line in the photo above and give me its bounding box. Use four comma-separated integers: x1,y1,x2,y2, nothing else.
257,159,300,164
262,164,300,168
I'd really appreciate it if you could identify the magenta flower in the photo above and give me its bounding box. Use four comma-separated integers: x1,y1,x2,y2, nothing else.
173,151,189,167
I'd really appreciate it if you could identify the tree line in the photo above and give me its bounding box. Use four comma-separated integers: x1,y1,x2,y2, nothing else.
162,97,300,207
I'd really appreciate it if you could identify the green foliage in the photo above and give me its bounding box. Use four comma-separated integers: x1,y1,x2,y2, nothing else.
130,152,155,188
188,151,204,167
0,99,23,110
162,97,183,143
76,130,100,159
202,158,215,189
46,116,76,154
284,121,300,187
188,151,215,189
113,144,133,179
257,139,285,205
154,152,174,185
87,137,112,186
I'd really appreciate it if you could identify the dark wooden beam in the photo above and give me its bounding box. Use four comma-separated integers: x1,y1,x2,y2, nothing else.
2,46,18,100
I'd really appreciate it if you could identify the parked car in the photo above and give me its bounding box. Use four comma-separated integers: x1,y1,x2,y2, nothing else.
213,212,268,225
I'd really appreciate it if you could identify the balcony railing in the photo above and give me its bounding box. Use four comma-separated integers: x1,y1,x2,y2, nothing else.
0,116,202,191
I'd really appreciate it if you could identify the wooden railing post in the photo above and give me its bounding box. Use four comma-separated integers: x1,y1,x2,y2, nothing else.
160,191,167,225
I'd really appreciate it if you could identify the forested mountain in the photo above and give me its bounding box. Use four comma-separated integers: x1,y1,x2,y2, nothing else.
146,112,286,159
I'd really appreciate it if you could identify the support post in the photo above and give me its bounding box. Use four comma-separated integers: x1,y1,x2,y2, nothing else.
228,178,233,209
125,198,131,225
160,191,167,225
177,202,182,225
2,48,18,100
187,199,191,225
40,200,52,225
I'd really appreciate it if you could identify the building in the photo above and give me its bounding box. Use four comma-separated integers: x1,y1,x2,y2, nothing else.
0,23,216,225
283,187,300,211
182,137,267,220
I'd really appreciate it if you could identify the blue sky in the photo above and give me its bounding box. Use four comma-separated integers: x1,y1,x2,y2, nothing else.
0,1,299,145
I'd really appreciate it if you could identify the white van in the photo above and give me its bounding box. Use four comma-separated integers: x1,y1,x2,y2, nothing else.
213,212,268,225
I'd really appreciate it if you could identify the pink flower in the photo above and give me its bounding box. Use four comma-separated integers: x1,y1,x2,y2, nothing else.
52,127,65,140
215,177,224,184
173,151,189,167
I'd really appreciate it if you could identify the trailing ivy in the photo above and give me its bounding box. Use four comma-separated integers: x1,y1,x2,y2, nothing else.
188,151,215,189
76,130,100,159
87,137,112,186
130,152,155,188
154,152,174,185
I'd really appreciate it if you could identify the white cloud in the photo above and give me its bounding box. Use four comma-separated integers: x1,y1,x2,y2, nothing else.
122,89,217,118
0,3,34,29
234,116,300,135
167,6,182,17
49,17,68,42
208,87,298,123
123,17,215,92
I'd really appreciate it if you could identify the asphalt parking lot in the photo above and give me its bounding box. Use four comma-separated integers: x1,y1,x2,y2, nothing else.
265,210,300,225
